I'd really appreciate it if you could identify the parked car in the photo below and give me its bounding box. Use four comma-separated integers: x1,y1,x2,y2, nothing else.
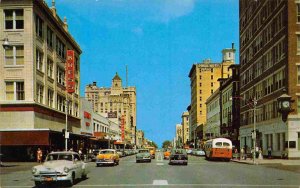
136,149,151,163
195,149,205,156
91,149,100,161
96,149,119,166
32,151,89,187
163,149,171,159
169,149,188,165
116,149,125,158
187,149,193,155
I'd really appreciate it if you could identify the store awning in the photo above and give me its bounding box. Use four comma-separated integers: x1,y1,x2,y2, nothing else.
0,130,50,146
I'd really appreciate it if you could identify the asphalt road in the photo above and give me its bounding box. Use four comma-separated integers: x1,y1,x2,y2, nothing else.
1,152,300,188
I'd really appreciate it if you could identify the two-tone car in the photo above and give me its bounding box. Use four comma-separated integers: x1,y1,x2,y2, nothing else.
32,151,89,187
136,149,151,163
169,149,188,165
96,149,119,166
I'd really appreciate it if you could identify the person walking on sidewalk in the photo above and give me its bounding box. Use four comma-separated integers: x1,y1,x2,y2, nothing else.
37,148,43,163
258,148,263,159
267,146,272,158
240,147,245,160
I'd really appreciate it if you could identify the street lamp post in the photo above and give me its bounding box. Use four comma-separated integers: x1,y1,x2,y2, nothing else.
252,98,257,164
65,99,69,151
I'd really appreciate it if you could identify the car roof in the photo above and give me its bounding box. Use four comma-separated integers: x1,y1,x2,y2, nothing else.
49,151,78,155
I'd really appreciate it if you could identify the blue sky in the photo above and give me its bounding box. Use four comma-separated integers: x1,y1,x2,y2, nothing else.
46,0,239,147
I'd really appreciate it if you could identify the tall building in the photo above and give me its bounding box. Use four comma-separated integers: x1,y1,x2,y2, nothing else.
188,45,235,141
85,73,137,147
136,130,144,149
205,88,220,139
175,124,183,148
239,0,300,158
0,0,82,160
181,111,189,146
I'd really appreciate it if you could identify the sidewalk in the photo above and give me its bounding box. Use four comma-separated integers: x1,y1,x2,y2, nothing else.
231,158,300,166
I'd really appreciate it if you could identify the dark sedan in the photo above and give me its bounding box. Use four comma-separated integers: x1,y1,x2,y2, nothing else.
169,149,188,165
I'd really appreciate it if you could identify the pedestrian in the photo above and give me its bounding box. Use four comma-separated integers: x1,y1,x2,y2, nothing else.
240,147,245,160
258,148,263,159
234,148,238,159
37,148,43,163
267,146,272,158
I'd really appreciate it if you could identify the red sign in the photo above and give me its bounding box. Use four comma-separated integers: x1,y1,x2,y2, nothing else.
66,50,75,93
84,111,91,119
121,115,125,141
85,122,90,126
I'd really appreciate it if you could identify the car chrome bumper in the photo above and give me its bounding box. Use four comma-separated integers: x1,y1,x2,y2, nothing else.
32,174,71,182
169,160,188,164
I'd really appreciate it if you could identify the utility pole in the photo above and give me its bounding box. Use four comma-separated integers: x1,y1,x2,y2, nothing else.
65,99,68,151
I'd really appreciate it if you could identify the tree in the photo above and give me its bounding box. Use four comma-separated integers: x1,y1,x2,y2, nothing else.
149,141,158,148
162,140,172,149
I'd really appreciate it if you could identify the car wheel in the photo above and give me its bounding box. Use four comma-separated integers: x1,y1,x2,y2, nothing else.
136,160,139,163
34,181,41,187
96,163,100,167
117,160,119,165
68,173,75,186
81,173,87,180
184,162,188,166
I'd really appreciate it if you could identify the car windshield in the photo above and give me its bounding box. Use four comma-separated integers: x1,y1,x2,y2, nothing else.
100,150,114,154
46,154,73,161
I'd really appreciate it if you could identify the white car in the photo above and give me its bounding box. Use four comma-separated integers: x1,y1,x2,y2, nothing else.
32,151,89,187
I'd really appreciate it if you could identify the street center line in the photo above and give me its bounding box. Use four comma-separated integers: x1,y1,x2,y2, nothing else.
153,180,168,185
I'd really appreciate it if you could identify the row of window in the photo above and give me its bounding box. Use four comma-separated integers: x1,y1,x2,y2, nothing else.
93,122,109,133
240,101,279,126
241,38,286,86
5,81,78,116
199,75,214,80
241,69,285,107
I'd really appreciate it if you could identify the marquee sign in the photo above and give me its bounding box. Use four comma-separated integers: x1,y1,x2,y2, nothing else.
66,50,75,93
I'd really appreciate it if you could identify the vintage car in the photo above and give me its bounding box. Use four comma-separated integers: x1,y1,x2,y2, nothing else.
32,151,89,187
163,149,171,159
136,149,151,163
96,149,119,166
169,149,188,165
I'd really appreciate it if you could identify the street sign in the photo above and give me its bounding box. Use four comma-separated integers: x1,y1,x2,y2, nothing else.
66,50,75,93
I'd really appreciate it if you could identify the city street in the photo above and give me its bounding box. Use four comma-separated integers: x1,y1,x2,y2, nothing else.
1,152,300,188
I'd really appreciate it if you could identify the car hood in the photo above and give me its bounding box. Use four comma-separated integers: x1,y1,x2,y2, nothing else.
34,160,73,172
136,153,150,157
98,154,115,159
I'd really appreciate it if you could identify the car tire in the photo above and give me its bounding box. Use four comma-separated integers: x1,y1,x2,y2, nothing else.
68,173,75,186
96,163,100,167
184,162,188,166
81,173,87,180
116,160,119,165
34,181,41,187
136,160,139,163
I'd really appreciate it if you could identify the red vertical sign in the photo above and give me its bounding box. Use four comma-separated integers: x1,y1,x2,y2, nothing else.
66,50,75,93
121,115,125,141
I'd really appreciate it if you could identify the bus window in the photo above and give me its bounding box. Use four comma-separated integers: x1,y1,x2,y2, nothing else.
215,142,222,146
223,142,230,146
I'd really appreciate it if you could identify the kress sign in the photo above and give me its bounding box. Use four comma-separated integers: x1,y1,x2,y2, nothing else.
66,50,75,93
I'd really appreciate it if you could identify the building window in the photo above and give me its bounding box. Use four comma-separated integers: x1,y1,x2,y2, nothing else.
297,66,300,85
200,90,202,94
48,89,54,108
47,27,53,48
74,103,78,117
36,83,44,104
47,58,53,78
297,4,300,23
5,46,24,65
35,15,43,38
4,9,24,30
200,83,202,87
200,76,202,79
36,49,44,72
211,75,213,80
200,97,202,101
211,82,214,87
56,38,66,59
211,68,213,73
57,95,65,112
5,81,24,100
57,66,65,86
297,35,300,54
211,89,213,94
297,96,300,114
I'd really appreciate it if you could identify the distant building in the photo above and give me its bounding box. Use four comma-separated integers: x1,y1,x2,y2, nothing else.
205,88,220,140
188,44,235,141
0,0,82,160
175,124,183,148
136,130,144,149
85,73,136,147
181,111,189,145
239,0,300,158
